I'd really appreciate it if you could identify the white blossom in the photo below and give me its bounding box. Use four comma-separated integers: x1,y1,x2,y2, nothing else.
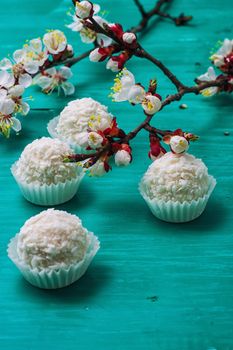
34,66,75,96
0,84,30,117
115,150,131,166
43,30,67,55
111,69,135,101
87,131,103,149
0,70,15,88
13,38,48,73
210,39,233,67
122,32,136,44
170,136,189,154
89,160,106,177
128,84,146,104
8,85,30,115
0,55,33,88
75,132,89,148
198,67,218,97
0,97,21,136
23,38,48,66
67,5,111,46
0,97,15,116
111,68,145,103
67,14,83,32
75,1,93,19
141,94,162,115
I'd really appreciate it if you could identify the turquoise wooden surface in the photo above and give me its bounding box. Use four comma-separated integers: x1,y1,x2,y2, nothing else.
0,1,233,349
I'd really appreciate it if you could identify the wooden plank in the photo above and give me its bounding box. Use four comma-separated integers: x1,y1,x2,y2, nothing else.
0,1,233,349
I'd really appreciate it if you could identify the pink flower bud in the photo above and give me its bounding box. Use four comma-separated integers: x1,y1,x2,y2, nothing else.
106,52,129,72
115,150,131,166
149,135,166,160
89,47,114,62
89,48,104,62
122,32,136,44
106,57,120,72
108,23,124,38
67,44,74,55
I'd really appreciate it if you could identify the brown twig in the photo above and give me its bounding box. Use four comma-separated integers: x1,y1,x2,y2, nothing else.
133,0,147,17
144,124,172,136
131,0,192,33
161,77,229,108
57,49,92,68
156,11,193,26
136,46,185,90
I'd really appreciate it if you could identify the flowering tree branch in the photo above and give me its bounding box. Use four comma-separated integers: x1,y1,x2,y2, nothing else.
161,77,230,108
0,0,186,139
133,0,147,17
61,0,232,175
51,49,93,68
59,0,192,70
0,0,232,177
65,112,155,163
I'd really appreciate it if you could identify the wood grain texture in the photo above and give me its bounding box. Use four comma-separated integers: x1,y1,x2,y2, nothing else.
0,1,233,349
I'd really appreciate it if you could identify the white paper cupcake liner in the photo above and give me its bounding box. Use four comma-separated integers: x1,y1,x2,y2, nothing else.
47,116,93,155
7,232,100,289
139,175,216,223
11,163,85,206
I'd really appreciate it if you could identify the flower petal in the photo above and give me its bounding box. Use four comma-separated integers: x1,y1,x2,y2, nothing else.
97,34,113,47
80,30,96,44
11,117,22,132
34,75,52,89
13,49,25,63
67,18,83,32
59,66,73,79
128,85,146,104
24,61,39,74
93,3,100,14
0,70,14,88
43,30,67,55
45,67,57,76
9,84,24,97
61,81,75,96
1,98,15,115
198,66,216,82
19,73,33,88
0,88,7,99
21,101,30,115
29,38,42,52
142,95,162,115
0,57,12,70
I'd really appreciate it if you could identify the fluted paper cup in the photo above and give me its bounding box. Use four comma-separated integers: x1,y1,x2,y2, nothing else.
47,116,92,154
11,163,85,206
7,233,100,289
139,175,216,223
